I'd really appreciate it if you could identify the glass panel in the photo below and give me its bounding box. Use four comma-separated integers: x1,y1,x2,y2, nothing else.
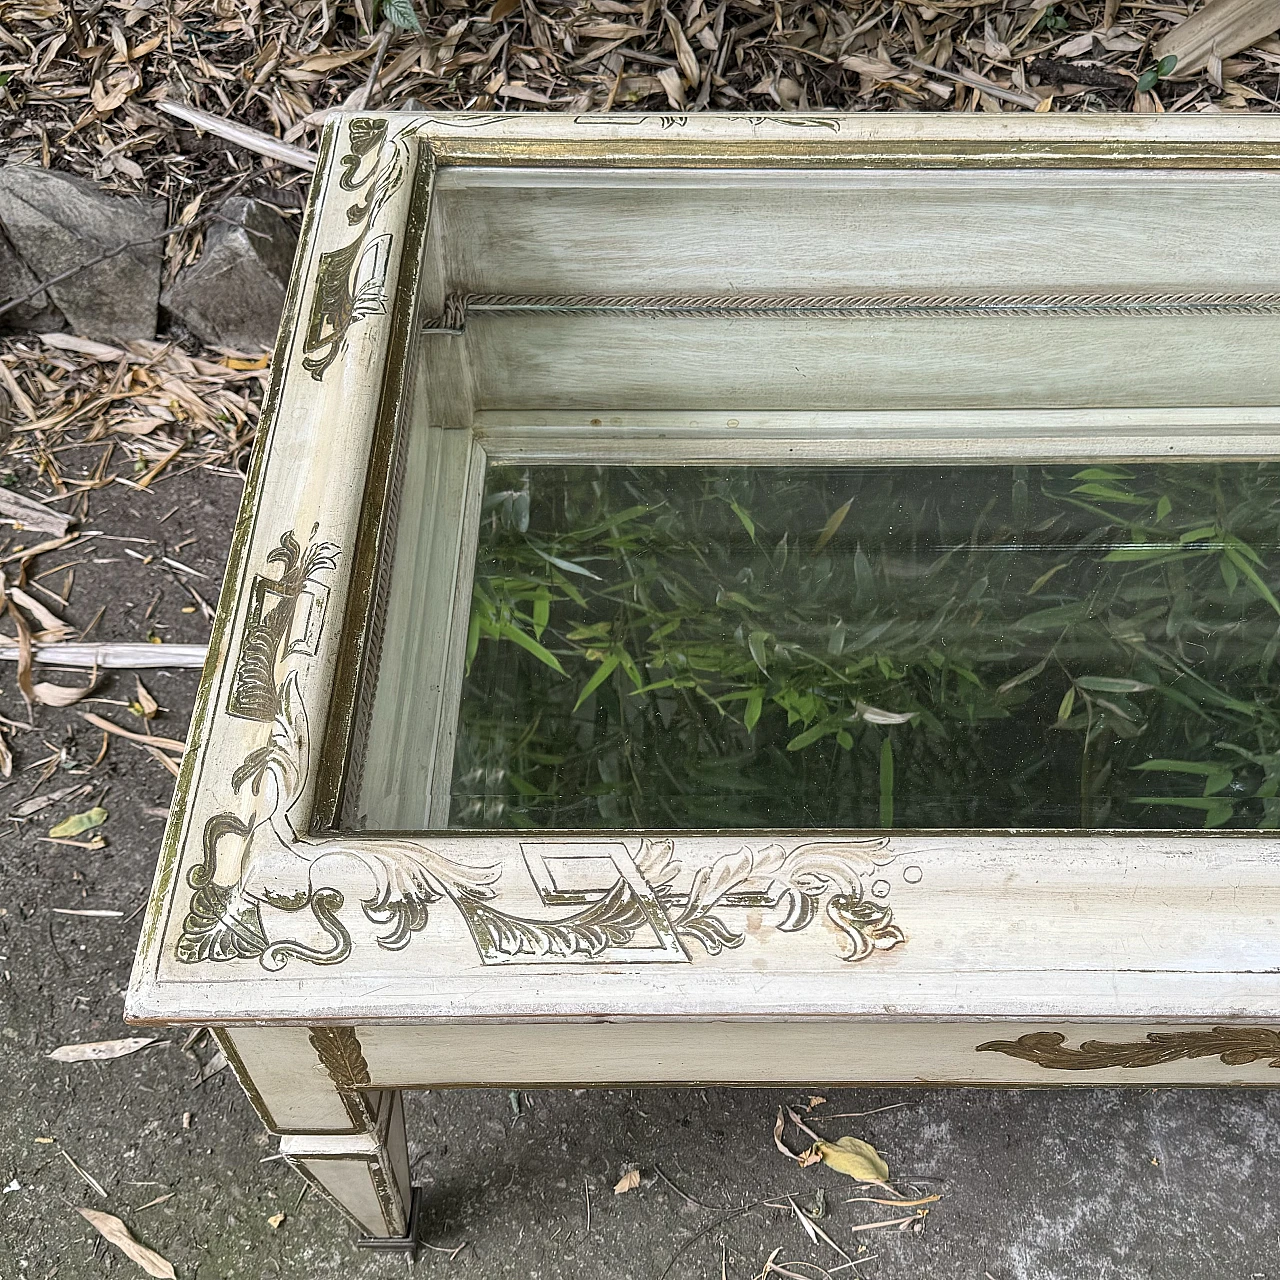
449,461,1280,832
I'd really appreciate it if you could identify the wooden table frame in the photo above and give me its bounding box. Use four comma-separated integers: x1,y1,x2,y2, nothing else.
128,112,1280,1244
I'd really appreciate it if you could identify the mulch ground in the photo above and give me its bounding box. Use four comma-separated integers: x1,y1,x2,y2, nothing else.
3,0,1280,287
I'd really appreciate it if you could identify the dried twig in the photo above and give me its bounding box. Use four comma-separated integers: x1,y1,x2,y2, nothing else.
0,642,207,669
156,100,319,171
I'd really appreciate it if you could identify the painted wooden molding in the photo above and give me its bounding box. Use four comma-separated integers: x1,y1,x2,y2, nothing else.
122,111,1280,1244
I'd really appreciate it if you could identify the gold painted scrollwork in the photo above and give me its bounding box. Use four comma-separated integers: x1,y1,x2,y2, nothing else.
977,1027,1280,1070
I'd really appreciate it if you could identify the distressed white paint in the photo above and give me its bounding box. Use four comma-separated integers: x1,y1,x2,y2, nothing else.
124,113,1280,1241
134,832,1280,1025
354,1020,1280,1088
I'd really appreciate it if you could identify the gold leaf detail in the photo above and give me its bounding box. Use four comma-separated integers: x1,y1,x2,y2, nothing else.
976,1027,1280,1071
308,1026,371,1087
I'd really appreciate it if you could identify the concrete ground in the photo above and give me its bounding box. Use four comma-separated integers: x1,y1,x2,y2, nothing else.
3,461,1279,1280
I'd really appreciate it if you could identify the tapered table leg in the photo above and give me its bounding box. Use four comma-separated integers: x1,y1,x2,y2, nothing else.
216,1026,412,1238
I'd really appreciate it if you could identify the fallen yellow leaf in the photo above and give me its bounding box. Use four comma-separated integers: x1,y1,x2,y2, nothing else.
813,1136,890,1184
613,1168,641,1194
49,806,107,839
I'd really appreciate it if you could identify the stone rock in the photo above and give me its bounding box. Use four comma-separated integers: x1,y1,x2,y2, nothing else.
0,164,164,343
161,197,298,351
0,223,64,333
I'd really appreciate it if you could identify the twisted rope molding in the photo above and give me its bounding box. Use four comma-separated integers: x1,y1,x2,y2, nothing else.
427,290,1280,332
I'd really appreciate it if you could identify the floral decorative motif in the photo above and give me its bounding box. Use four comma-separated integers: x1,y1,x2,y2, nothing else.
309,1026,371,1088
454,836,903,966
178,528,500,970
977,1027,1280,1070
179,529,907,971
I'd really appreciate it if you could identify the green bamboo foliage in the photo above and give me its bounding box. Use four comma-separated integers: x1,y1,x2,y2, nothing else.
449,462,1280,832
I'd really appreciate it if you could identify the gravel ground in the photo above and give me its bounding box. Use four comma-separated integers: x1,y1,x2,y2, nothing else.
3,460,1280,1280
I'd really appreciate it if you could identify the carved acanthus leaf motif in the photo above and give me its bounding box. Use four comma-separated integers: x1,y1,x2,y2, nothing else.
454,878,655,961
309,1026,371,1088
977,1027,1280,1070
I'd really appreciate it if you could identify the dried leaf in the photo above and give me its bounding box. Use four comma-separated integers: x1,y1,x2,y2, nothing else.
664,11,700,86
76,1208,176,1279
773,1107,799,1161
145,747,182,777
6,586,95,705
9,585,73,637
814,1136,890,1184
613,1168,641,1194
656,65,686,109
135,676,158,720
197,1047,229,1083
81,712,187,754
1155,0,1280,77
49,806,107,838
297,47,376,72
267,1211,286,1228
31,677,98,707
49,1037,157,1062
39,333,125,362
10,781,92,819
6,590,34,711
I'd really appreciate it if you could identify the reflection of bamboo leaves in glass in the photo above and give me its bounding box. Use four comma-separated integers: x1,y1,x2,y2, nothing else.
451,463,1280,832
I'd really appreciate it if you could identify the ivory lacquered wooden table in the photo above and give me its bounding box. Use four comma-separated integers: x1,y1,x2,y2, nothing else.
128,111,1280,1248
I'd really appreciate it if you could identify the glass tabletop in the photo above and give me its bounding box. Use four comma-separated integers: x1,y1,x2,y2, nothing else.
356,458,1280,833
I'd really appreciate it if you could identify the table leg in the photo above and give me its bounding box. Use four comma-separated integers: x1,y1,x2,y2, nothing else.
215,1026,412,1238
